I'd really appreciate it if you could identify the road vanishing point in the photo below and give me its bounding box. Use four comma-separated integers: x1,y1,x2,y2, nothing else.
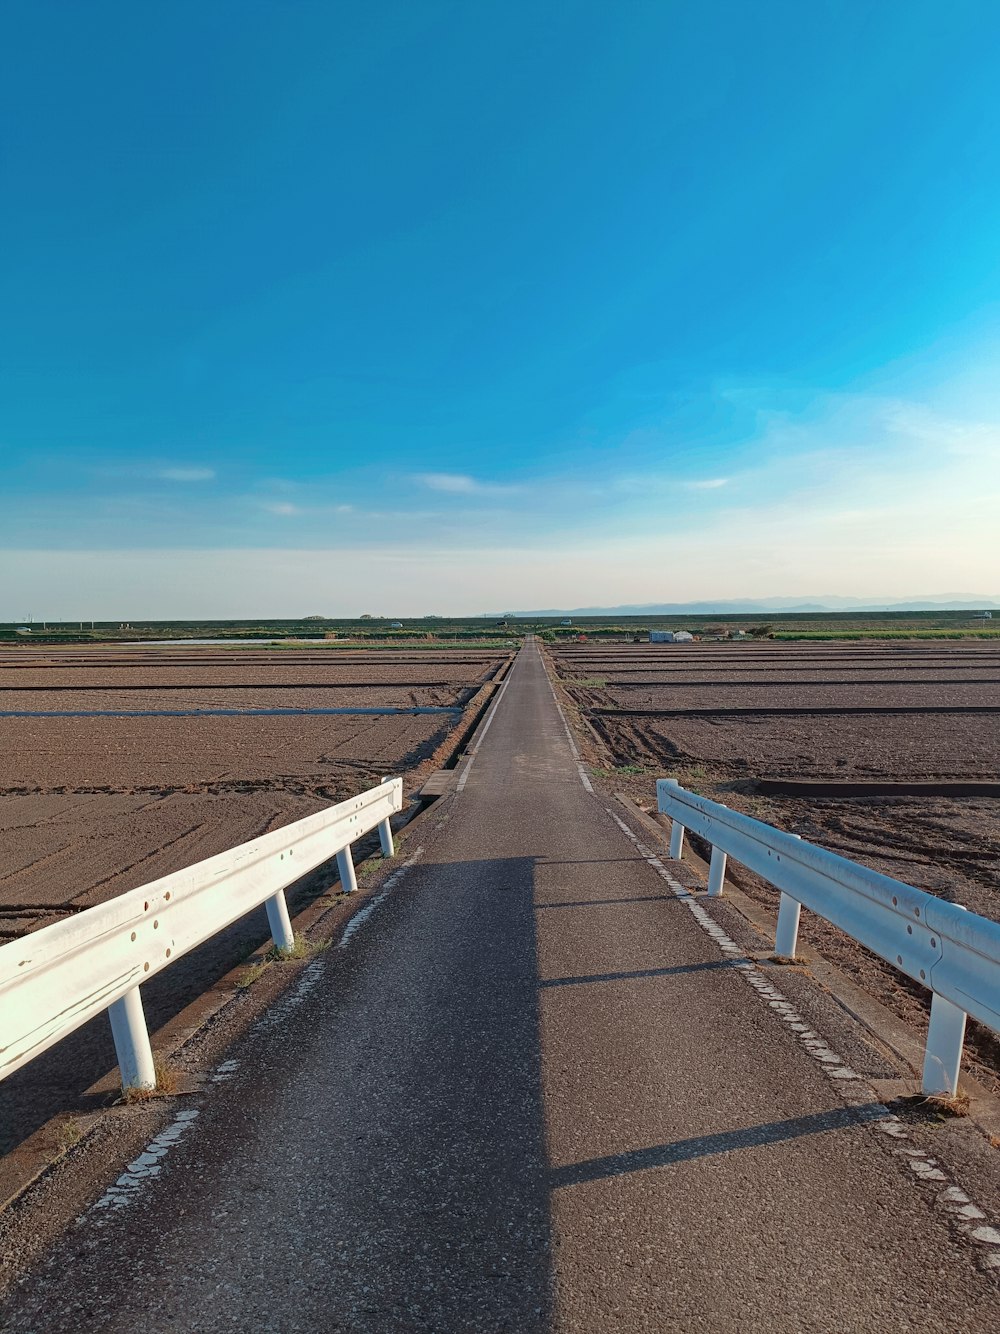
3,640,999,1331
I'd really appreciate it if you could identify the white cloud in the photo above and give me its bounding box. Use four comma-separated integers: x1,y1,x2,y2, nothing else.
157,468,216,482
412,472,520,496
260,501,354,518
682,477,730,490
884,404,1000,460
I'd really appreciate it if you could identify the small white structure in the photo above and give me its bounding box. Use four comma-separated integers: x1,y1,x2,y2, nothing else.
651,629,694,644
390,621,403,629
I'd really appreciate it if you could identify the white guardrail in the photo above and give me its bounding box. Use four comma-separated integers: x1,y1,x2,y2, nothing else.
657,778,1000,1097
0,777,402,1093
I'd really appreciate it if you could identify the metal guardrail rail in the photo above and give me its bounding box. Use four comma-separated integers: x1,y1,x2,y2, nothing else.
657,778,1000,1097
0,778,402,1092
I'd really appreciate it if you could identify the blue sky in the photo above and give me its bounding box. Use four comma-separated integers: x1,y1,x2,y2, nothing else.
2,0,999,615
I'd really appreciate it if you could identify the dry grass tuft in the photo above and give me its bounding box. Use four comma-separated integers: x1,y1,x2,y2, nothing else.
237,960,269,989
153,1057,178,1095
121,1055,178,1103
51,1116,82,1157
922,1091,971,1119
272,936,322,962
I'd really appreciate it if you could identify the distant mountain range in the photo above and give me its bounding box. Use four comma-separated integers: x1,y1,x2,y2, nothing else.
500,596,1000,616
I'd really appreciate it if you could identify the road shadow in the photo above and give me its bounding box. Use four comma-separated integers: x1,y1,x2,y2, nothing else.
540,959,740,989
551,1103,890,1188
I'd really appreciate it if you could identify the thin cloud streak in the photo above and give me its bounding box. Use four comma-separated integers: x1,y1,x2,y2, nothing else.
411,472,521,496
157,468,216,482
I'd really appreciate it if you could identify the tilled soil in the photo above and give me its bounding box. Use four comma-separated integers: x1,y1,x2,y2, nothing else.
0,667,497,690
591,682,999,710
0,712,454,790
0,685,468,711
549,639,1000,1090
590,712,1000,779
0,645,509,1155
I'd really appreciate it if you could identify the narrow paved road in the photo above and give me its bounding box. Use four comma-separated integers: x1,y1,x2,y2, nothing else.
4,641,999,1331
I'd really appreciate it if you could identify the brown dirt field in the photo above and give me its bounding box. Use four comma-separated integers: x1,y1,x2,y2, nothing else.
548,639,1000,1090
589,712,1000,780
0,651,502,691
0,712,454,793
0,645,509,1155
0,649,508,924
583,682,999,711
0,685,469,710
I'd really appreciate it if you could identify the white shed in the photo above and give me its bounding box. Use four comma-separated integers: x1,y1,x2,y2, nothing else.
673,630,695,643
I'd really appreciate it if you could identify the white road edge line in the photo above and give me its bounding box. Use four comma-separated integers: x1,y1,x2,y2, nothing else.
456,676,511,793
536,643,595,792
606,805,1000,1273
338,846,425,947
90,1108,201,1217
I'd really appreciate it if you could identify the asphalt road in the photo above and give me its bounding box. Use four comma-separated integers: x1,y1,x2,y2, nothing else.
3,640,999,1331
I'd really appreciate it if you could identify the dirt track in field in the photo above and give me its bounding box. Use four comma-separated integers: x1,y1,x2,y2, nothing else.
0,644,509,1154
549,638,1000,1088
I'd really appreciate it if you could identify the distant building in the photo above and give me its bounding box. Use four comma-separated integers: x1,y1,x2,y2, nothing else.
650,629,695,644
390,621,403,629
561,618,572,626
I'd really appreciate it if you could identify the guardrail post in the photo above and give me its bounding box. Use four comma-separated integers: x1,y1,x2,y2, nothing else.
264,891,295,952
663,779,685,858
922,903,968,1097
108,987,156,1090
922,994,967,1097
337,845,359,895
707,845,727,897
378,777,395,858
774,894,801,959
773,834,803,958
